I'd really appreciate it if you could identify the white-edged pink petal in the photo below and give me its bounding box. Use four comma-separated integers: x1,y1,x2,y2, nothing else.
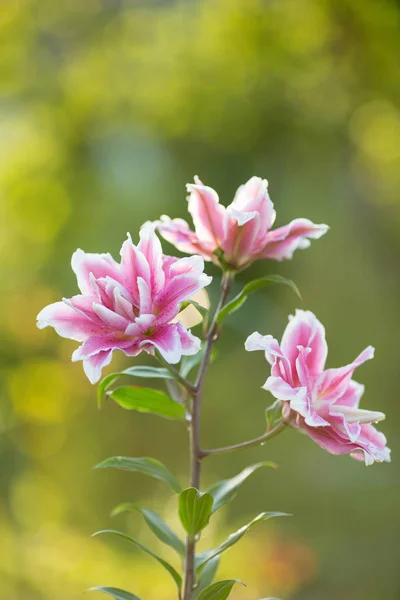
259,218,329,261
157,216,215,260
71,249,121,295
37,301,103,342
176,321,201,355
120,233,150,300
137,277,153,314
231,176,276,230
140,323,182,364
92,303,130,330
316,346,375,402
187,177,226,245
138,222,165,294
281,309,328,377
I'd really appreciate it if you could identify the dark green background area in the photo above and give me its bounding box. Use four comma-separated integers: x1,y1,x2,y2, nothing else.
0,1,398,599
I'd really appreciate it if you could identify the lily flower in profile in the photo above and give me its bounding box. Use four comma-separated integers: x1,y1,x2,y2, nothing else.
157,176,328,270
246,310,390,465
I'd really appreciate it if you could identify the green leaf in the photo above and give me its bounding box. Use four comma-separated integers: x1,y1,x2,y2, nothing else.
92,530,182,591
88,587,142,600
97,366,175,408
179,488,214,540
109,386,185,420
197,579,244,600
111,503,185,557
193,556,220,600
265,400,283,432
94,456,181,493
207,462,278,513
196,512,291,572
217,275,301,324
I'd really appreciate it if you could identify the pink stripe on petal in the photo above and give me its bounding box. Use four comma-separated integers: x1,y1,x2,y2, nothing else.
125,314,156,336
316,346,374,402
333,380,364,408
138,222,165,294
259,219,329,261
137,277,153,314
157,216,215,260
120,234,150,299
71,249,121,295
281,309,328,377
187,177,226,246
140,324,182,364
231,177,276,230
37,301,103,342
92,303,130,330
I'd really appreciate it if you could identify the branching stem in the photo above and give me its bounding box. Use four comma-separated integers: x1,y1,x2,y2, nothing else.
199,421,286,459
182,271,233,600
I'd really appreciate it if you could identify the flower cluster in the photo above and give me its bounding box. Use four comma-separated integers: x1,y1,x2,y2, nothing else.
37,175,390,465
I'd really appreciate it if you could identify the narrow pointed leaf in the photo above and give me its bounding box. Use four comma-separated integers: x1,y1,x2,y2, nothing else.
111,503,185,557
98,366,174,408
217,275,301,324
207,462,278,513
193,556,220,600
92,530,182,591
109,386,185,420
197,579,245,600
179,488,214,540
94,456,181,493
88,587,142,600
180,299,209,321
196,512,291,572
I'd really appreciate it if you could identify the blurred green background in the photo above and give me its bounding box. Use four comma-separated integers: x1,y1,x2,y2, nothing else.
0,0,399,599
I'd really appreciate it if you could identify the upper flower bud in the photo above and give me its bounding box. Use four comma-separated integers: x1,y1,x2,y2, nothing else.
37,223,212,383
157,176,328,270
245,310,390,465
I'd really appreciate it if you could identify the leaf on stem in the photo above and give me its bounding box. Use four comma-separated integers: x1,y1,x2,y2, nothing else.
193,556,220,600
88,587,142,600
179,488,214,540
97,366,175,408
94,456,181,493
217,275,301,324
91,530,182,591
196,512,291,572
197,579,245,600
180,299,209,322
265,400,283,432
111,503,185,557
108,386,185,420
207,462,278,513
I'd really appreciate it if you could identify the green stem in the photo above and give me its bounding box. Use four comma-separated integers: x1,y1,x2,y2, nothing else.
182,271,234,600
199,421,286,459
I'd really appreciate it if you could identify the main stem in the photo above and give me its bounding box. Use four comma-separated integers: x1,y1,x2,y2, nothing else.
182,272,233,600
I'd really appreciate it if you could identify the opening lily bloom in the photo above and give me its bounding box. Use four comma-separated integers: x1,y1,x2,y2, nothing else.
245,310,391,465
157,176,328,270
37,223,212,383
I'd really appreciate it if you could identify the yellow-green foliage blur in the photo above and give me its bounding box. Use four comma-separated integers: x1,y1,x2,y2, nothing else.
0,1,399,599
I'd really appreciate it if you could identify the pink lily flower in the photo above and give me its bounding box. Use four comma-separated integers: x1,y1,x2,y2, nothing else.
37,223,212,383
245,310,390,465
157,176,328,270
